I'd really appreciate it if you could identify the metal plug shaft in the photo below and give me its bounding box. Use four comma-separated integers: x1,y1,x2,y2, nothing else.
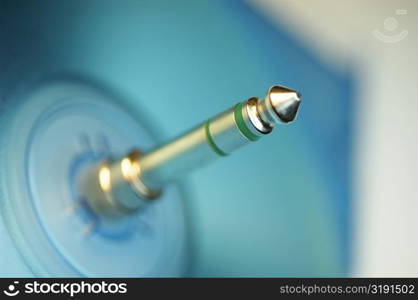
81,85,301,217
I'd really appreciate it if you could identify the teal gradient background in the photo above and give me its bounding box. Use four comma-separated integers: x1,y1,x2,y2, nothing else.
0,0,353,276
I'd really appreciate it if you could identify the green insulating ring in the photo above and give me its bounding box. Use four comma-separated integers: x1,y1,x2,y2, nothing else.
204,119,228,157
234,102,260,141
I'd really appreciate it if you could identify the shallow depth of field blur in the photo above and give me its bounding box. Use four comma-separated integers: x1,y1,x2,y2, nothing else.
0,0,417,277
248,0,418,276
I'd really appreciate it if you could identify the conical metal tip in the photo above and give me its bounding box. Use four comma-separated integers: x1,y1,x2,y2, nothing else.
266,85,301,124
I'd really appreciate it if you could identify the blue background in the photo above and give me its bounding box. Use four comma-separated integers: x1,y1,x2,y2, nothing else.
0,0,353,276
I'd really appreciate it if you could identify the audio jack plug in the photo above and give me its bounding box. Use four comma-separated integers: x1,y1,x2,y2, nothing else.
81,85,301,217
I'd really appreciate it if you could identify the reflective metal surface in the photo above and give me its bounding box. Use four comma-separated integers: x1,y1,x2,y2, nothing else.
82,85,301,216
0,0,352,277
261,85,302,124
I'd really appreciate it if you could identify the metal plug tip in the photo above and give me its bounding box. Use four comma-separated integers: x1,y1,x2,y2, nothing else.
266,85,302,123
